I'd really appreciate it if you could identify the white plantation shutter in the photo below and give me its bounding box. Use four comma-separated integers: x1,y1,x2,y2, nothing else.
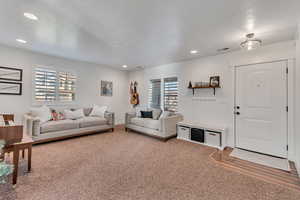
58,72,76,101
34,68,76,102
164,77,178,112
148,79,161,109
34,68,57,101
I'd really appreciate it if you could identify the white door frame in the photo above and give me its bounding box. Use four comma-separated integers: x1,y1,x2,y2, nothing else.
232,59,295,161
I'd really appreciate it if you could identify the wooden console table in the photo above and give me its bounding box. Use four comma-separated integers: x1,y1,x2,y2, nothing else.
2,133,33,185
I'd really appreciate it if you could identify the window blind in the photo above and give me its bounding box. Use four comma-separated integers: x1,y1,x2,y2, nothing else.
34,68,57,101
58,72,76,102
164,77,178,112
148,79,161,109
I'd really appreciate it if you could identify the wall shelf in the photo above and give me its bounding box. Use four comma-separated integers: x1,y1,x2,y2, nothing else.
188,86,220,96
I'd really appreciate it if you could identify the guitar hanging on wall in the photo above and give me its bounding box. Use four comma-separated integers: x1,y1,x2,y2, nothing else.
130,81,139,107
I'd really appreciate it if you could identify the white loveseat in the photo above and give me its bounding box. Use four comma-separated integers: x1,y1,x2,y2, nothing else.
24,107,114,143
125,110,183,141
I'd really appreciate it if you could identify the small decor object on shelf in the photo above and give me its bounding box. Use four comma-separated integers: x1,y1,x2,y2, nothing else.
209,76,220,87
130,81,139,107
0,81,22,95
0,66,22,81
101,81,113,96
0,140,13,184
188,81,193,89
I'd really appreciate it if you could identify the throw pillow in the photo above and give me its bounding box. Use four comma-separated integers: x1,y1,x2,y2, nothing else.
89,105,107,118
64,109,85,120
150,108,162,120
58,112,65,120
30,105,52,123
141,111,153,119
135,106,147,117
51,110,59,121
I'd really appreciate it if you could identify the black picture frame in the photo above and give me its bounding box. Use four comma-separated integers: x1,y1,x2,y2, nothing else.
0,81,22,95
209,76,220,87
0,66,23,81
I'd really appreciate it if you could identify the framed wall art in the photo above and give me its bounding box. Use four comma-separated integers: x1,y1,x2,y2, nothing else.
0,66,23,81
101,81,113,96
0,81,22,95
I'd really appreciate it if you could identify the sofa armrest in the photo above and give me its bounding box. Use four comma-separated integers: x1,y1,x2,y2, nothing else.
125,112,136,126
23,114,41,137
160,114,184,137
104,111,115,127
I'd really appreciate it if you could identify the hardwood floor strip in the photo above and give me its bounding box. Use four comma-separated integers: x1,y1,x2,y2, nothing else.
210,149,300,191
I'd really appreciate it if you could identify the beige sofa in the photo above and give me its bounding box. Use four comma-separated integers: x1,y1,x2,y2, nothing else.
125,112,183,140
24,108,114,143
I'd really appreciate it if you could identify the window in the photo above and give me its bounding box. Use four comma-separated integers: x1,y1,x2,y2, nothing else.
164,77,178,112
148,79,161,109
34,68,57,102
58,72,76,101
34,68,76,102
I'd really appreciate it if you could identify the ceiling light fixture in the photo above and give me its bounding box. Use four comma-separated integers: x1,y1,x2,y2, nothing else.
122,65,128,68
16,39,27,44
240,33,262,50
190,50,198,54
24,12,38,21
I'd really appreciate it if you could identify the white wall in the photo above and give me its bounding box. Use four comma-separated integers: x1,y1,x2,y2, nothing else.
295,25,300,172
0,45,130,124
129,41,296,159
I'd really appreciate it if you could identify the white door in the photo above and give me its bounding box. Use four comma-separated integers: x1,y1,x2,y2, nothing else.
235,61,287,158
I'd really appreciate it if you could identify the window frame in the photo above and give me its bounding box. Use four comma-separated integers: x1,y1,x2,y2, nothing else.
148,79,162,109
148,76,179,112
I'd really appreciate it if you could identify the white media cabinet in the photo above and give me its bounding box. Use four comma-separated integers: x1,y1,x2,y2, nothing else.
177,121,227,150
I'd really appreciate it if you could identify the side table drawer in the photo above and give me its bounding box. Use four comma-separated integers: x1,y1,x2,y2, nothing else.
177,126,190,140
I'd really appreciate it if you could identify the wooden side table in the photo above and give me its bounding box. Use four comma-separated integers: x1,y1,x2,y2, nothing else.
3,133,33,184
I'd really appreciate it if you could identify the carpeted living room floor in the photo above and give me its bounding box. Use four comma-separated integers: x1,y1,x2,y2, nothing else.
1,129,300,200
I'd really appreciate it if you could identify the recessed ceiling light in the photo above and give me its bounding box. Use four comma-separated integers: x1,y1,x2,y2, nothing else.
190,50,198,54
16,39,27,44
122,65,128,68
24,12,38,21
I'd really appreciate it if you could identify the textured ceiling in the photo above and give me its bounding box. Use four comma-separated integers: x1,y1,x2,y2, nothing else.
0,0,299,69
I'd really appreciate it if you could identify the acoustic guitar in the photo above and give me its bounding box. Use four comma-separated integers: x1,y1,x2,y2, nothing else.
130,81,139,105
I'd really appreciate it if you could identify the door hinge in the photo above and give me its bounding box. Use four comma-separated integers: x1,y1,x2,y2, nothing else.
286,67,288,74
287,145,289,151
286,106,288,112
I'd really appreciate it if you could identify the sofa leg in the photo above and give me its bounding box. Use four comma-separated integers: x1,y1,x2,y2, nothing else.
125,128,128,132
111,128,114,132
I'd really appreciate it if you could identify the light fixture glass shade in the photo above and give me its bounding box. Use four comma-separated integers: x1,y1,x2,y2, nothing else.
240,33,262,50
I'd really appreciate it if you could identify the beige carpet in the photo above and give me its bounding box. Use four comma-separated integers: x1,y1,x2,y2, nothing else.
1,129,300,200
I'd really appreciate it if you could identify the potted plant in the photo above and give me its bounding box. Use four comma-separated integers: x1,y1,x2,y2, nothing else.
0,140,13,184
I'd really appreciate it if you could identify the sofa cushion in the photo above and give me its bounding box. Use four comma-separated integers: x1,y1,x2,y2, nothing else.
77,117,107,128
131,117,160,130
41,120,79,133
